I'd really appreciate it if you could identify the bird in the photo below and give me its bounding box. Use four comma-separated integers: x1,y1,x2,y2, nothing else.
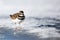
10,11,25,31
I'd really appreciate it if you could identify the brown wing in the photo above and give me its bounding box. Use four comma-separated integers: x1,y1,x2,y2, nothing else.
10,12,25,20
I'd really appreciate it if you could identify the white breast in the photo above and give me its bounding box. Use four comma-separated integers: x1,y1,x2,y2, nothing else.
11,18,22,23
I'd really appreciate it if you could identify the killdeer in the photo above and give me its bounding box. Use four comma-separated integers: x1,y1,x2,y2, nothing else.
10,11,25,31
10,11,25,24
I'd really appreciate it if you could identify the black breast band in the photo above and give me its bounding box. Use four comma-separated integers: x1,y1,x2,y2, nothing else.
18,16,25,20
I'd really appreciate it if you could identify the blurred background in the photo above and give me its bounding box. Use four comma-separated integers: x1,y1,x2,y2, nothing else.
0,0,60,18
0,0,60,40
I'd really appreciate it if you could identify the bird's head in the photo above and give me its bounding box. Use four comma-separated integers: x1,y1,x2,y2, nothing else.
19,11,24,14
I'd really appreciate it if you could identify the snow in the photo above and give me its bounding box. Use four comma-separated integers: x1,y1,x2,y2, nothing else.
0,17,60,39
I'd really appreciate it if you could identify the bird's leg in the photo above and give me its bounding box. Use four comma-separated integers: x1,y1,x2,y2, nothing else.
15,23,16,24
19,22,20,24
14,21,23,31
19,21,23,24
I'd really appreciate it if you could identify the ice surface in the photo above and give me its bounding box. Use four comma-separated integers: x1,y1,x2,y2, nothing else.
0,17,60,40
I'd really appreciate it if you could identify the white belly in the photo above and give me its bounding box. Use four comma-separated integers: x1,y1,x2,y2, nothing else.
11,18,22,23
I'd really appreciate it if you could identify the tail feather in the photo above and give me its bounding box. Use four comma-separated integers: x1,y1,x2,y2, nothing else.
10,15,12,17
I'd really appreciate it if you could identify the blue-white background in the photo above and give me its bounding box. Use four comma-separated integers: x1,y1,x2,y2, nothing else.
0,0,60,40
